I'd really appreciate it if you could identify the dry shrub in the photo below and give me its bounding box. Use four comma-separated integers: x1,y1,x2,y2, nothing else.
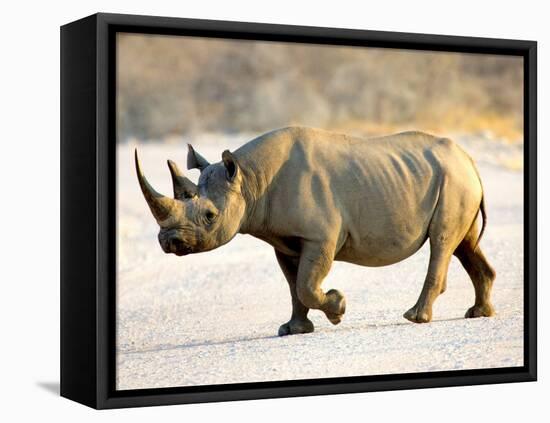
117,34,523,142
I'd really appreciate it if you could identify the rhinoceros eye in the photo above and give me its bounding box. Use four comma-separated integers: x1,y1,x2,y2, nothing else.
204,210,217,224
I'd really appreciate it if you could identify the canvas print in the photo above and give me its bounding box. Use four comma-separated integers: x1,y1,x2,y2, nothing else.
116,33,524,390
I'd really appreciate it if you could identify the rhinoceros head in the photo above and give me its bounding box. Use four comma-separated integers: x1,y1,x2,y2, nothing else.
135,145,246,256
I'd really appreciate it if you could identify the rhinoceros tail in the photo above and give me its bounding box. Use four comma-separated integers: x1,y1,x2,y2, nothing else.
474,193,487,251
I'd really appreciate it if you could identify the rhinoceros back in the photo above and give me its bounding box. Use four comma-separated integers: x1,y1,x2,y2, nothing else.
235,127,481,267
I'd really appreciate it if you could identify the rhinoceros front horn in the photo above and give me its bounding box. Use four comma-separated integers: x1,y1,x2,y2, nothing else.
134,149,174,223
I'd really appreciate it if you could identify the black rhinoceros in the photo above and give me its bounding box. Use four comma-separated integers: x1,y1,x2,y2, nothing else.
135,127,496,336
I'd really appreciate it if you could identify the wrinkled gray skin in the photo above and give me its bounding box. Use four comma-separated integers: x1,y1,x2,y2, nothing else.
136,127,496,336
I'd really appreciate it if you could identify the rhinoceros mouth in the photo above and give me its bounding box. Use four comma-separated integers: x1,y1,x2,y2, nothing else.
160,238,193,256
173,245,193,256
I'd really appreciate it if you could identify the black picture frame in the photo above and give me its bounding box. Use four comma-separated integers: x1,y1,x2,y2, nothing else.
60,12,537,409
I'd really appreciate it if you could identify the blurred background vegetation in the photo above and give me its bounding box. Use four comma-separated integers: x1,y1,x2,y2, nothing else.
117,33,523,143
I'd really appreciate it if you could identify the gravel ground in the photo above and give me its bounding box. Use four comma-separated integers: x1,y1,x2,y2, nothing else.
116,133,524,390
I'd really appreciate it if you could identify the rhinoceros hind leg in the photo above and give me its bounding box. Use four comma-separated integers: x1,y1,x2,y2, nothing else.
464,303,495,318
403,306,430,323
404,242,453,323
454,221,496,318
405,175,484,323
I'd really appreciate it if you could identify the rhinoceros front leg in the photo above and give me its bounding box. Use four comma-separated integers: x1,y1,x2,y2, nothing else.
275,250,314,336
296,241,347,326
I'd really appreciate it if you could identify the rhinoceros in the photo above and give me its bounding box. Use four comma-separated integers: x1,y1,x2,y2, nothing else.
135,126,496,336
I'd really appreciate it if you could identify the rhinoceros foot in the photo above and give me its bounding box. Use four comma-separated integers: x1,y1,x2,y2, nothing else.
465,303,495,318
403,305,431,323
278,318,315,336
324,289,346,325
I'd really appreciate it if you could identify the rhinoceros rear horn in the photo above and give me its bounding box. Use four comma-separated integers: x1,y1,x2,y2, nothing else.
134,149,175,223
167,159,198,200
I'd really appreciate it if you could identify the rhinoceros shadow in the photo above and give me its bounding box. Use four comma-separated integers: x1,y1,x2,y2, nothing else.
122,334,280,355
122,316,465,355
335,316,465,333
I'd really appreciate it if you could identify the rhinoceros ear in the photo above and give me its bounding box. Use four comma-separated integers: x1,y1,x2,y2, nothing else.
187,144,210,171
222,150,239,182
167,160,198,200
